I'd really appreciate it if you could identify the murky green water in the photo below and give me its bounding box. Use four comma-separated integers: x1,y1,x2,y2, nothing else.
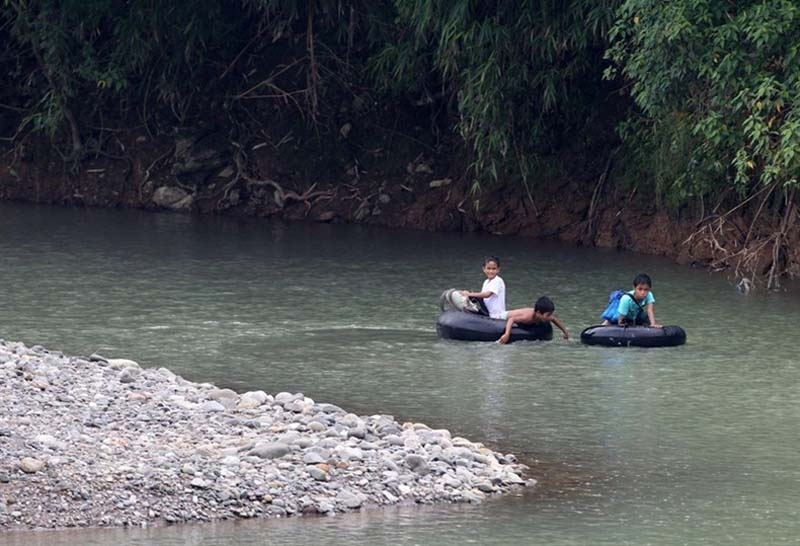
2,203,799,545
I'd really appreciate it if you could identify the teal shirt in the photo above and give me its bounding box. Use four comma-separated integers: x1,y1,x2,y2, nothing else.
617,291,655,321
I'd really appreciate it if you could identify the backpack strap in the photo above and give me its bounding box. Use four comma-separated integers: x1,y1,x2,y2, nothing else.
621,292,645,310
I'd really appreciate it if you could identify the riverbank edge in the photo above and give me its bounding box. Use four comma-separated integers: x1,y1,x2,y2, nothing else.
3,128,798,288
3,158,798,294
0,339,533,531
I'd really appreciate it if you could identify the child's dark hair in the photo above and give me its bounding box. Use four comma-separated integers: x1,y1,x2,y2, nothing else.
534,296,555,314
483,256,500,267
633,273,652,287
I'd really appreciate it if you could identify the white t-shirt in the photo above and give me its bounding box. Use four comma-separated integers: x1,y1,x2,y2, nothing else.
482,276,506,319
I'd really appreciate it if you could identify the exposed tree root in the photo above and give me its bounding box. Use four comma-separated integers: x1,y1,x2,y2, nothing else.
683,183,797,291
583,148,617,242
139,148,173,201
766,188,796,290
230,147,334,215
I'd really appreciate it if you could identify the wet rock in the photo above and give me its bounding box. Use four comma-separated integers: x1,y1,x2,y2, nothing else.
308,466,329,481
19,457,45,474
209,388,238,401
106,358,141,370
171,133,229,176
316,211,337,223
336,489,364,509
302,452,326,465
200,401,226,413
152,187,194,211
119,368,140,383
249,442,290,459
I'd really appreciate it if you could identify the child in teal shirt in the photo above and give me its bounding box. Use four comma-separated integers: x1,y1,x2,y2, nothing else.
601,273,662,327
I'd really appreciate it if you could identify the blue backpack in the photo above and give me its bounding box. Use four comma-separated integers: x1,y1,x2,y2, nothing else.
600,290,641,323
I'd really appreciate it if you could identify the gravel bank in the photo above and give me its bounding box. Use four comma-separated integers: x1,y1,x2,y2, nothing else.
0,340,533,530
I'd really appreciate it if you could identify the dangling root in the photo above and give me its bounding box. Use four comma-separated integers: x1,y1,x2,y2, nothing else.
230,147,334,214
766,188,796,290
683,183,797,291
584,149,617,242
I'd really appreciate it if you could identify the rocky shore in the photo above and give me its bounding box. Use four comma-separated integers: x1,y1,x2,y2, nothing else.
0,339,533,530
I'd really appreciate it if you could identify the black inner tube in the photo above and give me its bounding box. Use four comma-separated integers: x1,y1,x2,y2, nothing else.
436,310,553,343
580,324,686,347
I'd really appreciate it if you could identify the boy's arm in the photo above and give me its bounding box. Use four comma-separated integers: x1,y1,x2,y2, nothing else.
460,289,494,299
497,309,529,344
646,303,662,328
617,298,628,325
551,316,570,339
498,317,515,344
463,277,500,299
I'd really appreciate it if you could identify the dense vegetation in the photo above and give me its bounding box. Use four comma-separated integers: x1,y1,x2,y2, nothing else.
2,0,800,285
0,1,393,152
606,0,800,287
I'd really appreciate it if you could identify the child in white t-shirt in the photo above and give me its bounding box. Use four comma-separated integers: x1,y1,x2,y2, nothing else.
460,256,506,319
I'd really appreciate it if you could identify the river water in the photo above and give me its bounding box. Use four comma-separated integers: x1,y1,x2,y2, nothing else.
1,203,799,546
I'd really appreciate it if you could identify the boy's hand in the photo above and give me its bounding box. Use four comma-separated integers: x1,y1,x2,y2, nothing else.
562,330,570,340
650,323,663,328
497,333,510,344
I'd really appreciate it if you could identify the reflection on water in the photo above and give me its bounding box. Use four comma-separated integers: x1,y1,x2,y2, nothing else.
2,203,800,545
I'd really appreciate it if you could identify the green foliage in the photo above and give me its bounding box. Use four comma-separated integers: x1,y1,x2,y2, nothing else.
606,0,800,203
5,0,800,216
372,0,620,188
0,0,393,142
2,0,244,137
